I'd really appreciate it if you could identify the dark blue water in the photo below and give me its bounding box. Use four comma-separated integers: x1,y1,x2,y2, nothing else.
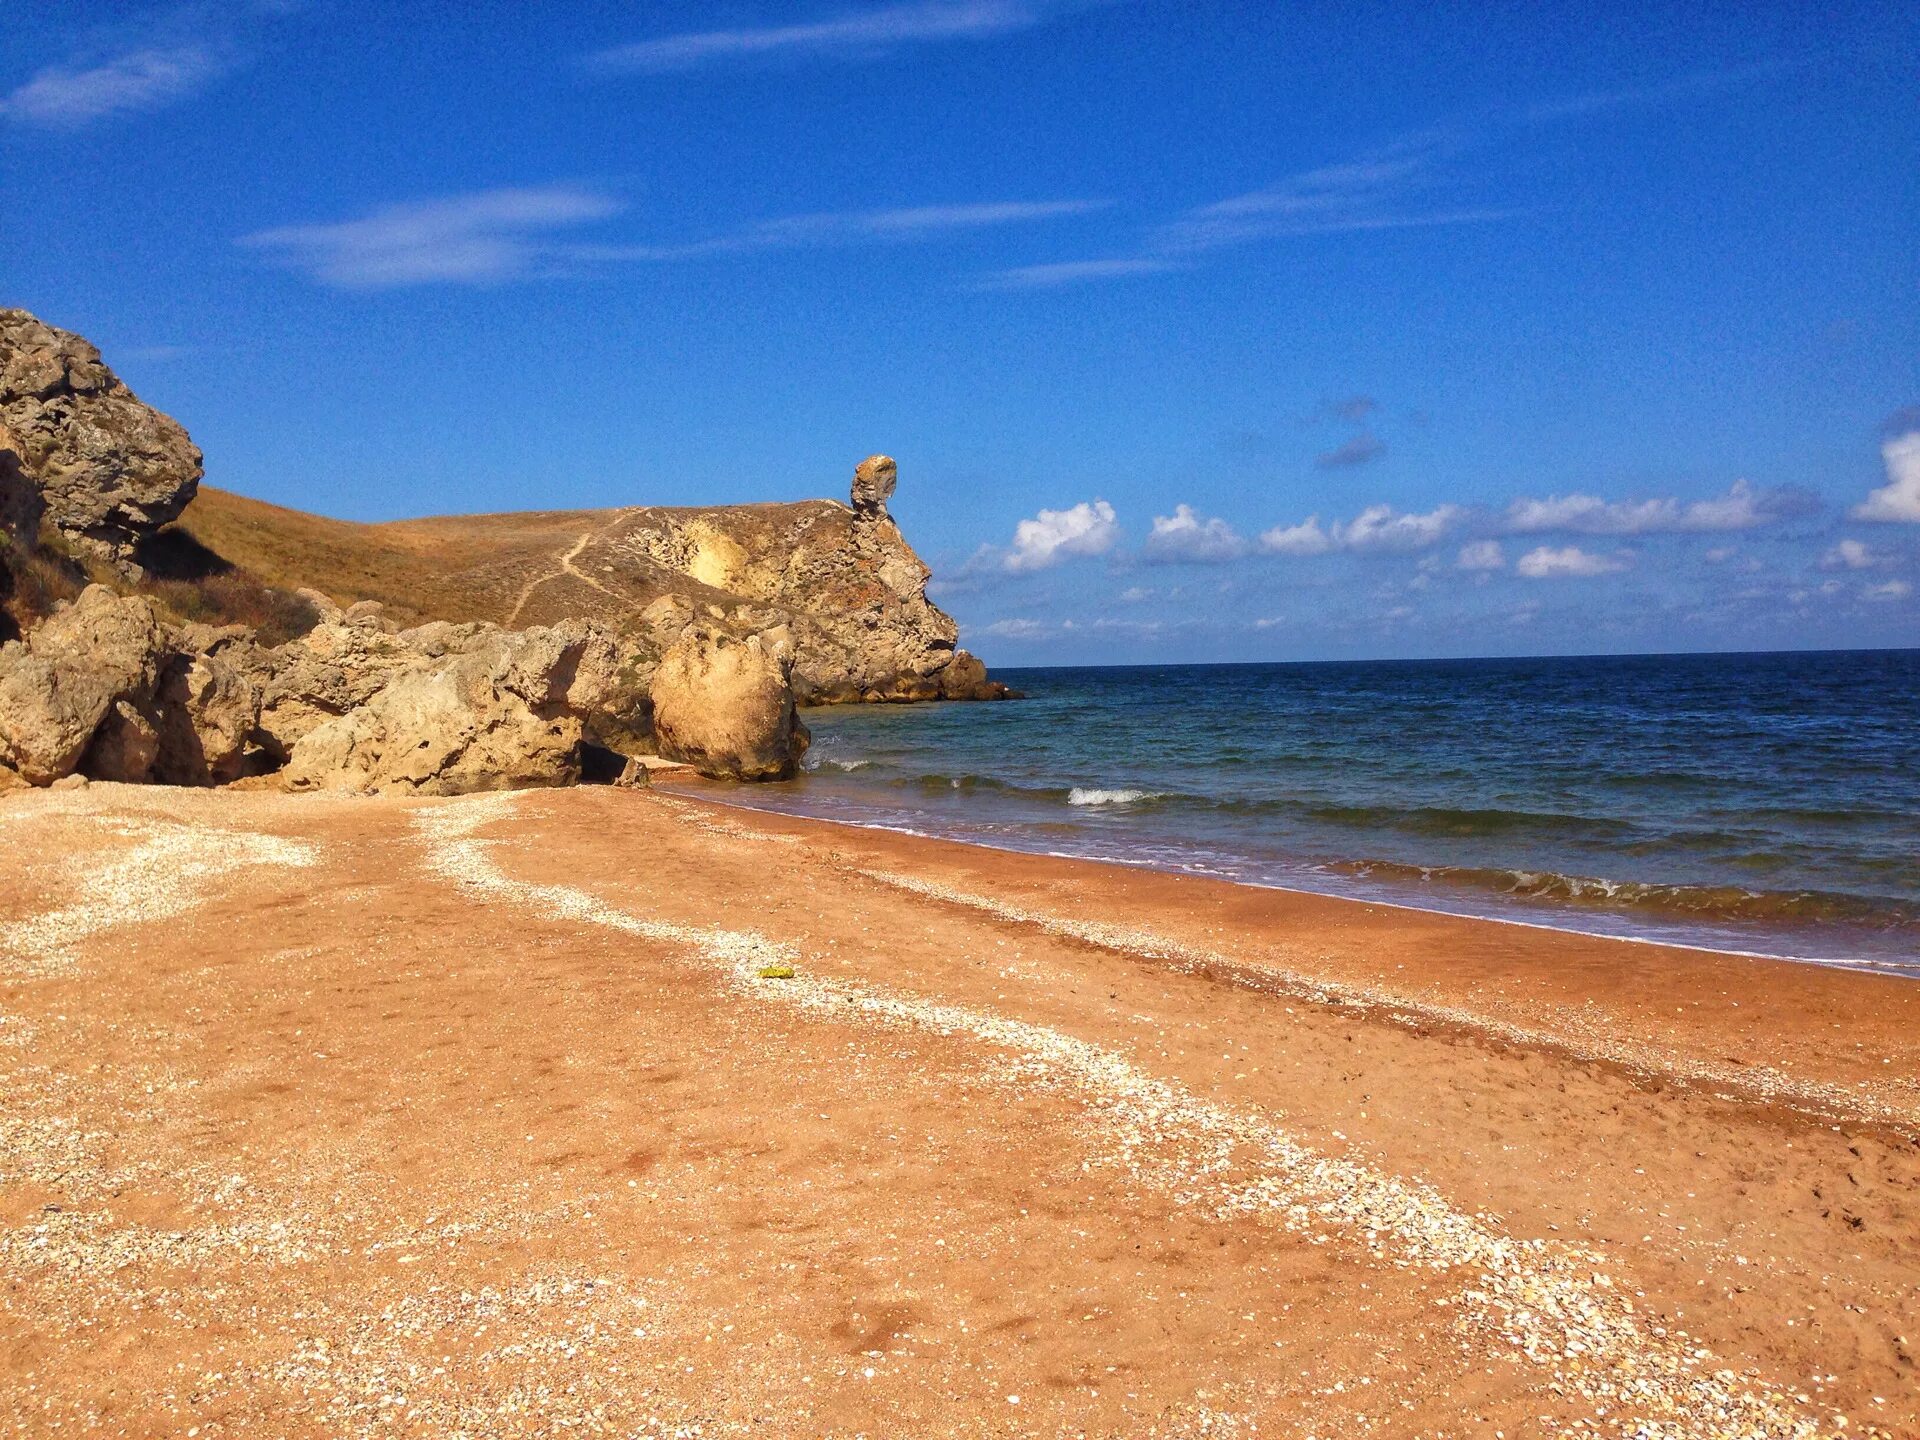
724,652,1920,974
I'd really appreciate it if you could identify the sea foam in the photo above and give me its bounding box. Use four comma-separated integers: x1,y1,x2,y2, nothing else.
1067,787,1158,806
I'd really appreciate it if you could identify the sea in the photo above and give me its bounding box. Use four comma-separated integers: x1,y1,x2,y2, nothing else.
716,650,1920,976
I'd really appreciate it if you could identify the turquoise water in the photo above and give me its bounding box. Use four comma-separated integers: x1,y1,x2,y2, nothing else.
722,652,1920,974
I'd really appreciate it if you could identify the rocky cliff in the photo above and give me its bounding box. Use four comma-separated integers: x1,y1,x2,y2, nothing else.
0,306,1005,794
173,474,1000,704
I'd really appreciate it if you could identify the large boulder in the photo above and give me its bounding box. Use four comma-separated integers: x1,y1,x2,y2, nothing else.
281,620,623,795
0,585,167,784
254,611,492,759
152,642,264,786
649,627,809,781
0,308,202,571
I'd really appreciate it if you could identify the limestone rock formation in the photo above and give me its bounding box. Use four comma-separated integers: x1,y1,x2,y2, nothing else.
852,454,897,516
649,627,809,781
281,620,621,795
172,458,1011,705
152,638,265,786
0,419,41,548
0,585,168,784
0,308,202,570
254,612,491,759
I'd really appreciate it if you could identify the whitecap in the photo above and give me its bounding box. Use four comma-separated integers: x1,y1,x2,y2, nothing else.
1067,787,1159,807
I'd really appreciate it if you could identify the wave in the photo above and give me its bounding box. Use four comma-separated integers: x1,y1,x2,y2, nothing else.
1327,858,1917,930
1301,802,1639,841
1067,787,1164,807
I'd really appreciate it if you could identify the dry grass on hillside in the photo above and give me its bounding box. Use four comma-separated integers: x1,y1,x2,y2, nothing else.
1,526,320,647
173,487,628,628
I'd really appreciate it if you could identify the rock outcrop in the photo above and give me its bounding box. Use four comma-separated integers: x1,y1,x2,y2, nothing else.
169,465,1012,704
851,453,897,516
649,628,809,781
0,585,168,784
282,620,620,795
0,420,41,548
152,634,265,786
0,308,202,571
0,308,1011,796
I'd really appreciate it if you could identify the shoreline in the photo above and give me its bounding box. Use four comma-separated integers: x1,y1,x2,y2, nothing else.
686,777,1920,980
658,778,1920,1137
4,780,1917,1436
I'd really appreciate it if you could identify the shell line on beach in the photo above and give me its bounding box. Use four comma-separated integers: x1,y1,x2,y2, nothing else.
414,789,1857,1440
847,864,1920,1137
0,811,320,980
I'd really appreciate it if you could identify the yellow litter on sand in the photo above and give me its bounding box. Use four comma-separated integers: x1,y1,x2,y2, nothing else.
756,963,796,980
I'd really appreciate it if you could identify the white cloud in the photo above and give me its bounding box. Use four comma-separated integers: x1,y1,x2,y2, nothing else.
982,616,1051,639
1258,516,1334,556
1852,430,1920,523
1821,538,1884,571
244,190,1099,287
1117,585,1154,602
1339,503,1460,551
603,199,1109,262
1002,499,1119,572
1456,539,1505,571
1504,479,1771,535
977,257,1182,290
1865,579,1912,602
1256,504,1458,558
586,1,1043,73
240,187,625,288
1158,136,1517,252
1142,505,1249,563
1515,545,1630,579
0,45,223,128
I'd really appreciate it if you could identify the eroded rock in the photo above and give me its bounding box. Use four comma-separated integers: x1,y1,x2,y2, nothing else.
0,586,168,785
852,453,897,517
0,309,202,570
281,620,623,795
649,627,809,781
152,646,264,786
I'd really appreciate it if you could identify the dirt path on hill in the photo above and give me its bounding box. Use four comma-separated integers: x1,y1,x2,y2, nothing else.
1,784,1914,1438
504,511,636,626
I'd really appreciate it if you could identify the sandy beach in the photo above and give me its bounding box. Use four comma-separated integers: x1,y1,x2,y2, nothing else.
2,780,1916,1438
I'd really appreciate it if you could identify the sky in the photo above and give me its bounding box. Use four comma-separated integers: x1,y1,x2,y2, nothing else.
2,1,1916,665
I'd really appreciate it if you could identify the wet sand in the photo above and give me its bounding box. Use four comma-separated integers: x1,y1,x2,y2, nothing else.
1,781,1915,1438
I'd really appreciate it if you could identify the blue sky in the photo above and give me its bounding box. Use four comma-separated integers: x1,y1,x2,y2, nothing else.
3,1,1916,664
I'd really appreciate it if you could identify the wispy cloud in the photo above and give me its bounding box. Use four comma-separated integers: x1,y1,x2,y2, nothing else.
0,44,224,129
584,1,1052,74
1157,137,1516,254
239,187,626,289
1001,135,1518,289
978,257,1181,290
1457,539,1505,571
590,199,1109,263
240,189,1102,288
1524,59,1795,123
